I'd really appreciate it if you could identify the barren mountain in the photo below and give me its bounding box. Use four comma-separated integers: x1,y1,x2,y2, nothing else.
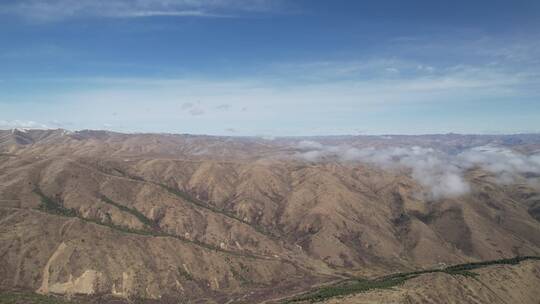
1,129,540,303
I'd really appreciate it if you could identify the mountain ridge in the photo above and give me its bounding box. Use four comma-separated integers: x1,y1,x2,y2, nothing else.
1,129,540,303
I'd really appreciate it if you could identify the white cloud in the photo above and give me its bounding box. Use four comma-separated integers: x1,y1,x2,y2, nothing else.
338,146,471,198
297,140,323,150
3,67,537,136
417,65,435,72
294,143,540,199
179,101,206,115
3,46,539,136
458,146,540,184
216,104,232,111
259,135,275,141
0,0,279,21
298,150,324,162
0,120,50,129
181,102,194,110
189,108,205,116
117,10,230,18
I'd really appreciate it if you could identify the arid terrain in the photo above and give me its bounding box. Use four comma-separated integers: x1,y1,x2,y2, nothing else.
1,129,540,303
297,257,540,304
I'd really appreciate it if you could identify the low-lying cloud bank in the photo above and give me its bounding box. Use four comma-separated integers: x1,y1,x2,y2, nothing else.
295,141,540,199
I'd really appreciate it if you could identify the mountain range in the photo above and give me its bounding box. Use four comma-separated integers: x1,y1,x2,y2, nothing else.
1,129,540,303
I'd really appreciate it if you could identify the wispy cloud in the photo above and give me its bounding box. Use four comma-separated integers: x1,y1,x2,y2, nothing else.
338,146,470,199
180,102,195,110
268,56,537,88
458,146,540,184
180,101,206,115
216,104,232,111
2,35,539,136
189,108,205,116
2,58,538,136
297,140,324,150
117,10,232,18
294,143,540,199
0,120,50,129
0,0,279,21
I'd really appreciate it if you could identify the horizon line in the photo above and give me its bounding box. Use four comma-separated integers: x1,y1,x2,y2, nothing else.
3,128,540,138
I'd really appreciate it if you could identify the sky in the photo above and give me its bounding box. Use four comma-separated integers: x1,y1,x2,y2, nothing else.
0,0,539,136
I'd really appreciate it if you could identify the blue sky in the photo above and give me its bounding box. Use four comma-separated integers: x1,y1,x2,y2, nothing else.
0,0,539,136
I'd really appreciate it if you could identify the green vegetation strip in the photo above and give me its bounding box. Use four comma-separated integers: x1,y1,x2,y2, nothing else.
0,291,76,304
97,165,276,238
99,195,159,230
35,189,78,217
283,256,540,303
33,189,262,259
155,183,275,237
